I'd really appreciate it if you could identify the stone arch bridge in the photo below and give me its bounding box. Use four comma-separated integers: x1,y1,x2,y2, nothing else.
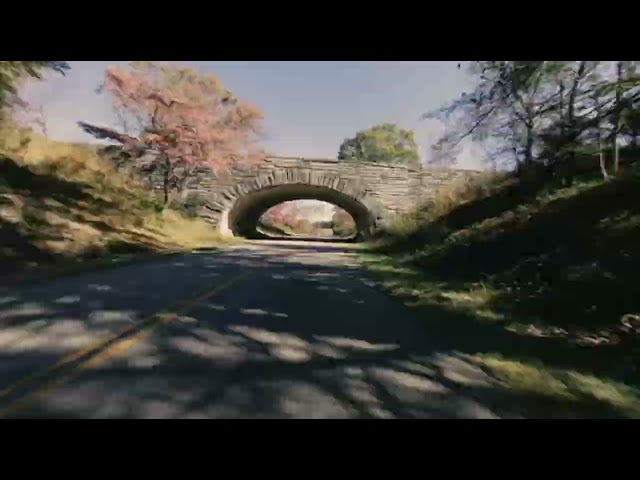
136,156,481,240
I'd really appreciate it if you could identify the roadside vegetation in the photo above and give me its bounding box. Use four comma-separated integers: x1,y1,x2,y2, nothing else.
0,61,259,280
0,125,234,279
3,60,640,417
361,61,640,418
362,160,640,417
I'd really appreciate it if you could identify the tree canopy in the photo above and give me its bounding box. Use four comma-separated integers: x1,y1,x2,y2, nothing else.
80,61,266,206
338,123,421,168
424,61,640,180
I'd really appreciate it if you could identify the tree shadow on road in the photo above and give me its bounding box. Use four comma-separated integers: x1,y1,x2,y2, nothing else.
0,245,637,419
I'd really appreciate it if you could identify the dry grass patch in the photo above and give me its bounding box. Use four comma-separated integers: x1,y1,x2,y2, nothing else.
1,127,232,275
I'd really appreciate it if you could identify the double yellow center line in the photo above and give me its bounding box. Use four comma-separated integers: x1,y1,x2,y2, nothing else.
0,270,252,418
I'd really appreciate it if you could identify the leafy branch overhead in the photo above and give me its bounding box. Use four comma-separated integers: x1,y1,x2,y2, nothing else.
0,61,69,110
424,61,640,178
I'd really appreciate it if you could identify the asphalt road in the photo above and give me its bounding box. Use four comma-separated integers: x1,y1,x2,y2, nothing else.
0,240,502,419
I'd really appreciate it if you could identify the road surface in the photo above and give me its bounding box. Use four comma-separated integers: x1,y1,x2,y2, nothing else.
0,240,502,419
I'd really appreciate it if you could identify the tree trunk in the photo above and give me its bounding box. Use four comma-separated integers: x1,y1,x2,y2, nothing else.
509,120,520,170
175,165,195,199
524,122,534,166
593,94,609,181
612,61,623,174
564,62,587,186
558,81,565,141
162,156,171,210
598,126,609,181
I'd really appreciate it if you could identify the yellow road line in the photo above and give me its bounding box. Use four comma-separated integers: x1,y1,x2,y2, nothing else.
0,320,142,399
0,270,252,415
0,315,175,419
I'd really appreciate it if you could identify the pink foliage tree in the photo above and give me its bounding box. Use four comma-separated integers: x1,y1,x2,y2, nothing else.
81,62,266,207
332,208,356,236
261,202,303,230
261,203,288,227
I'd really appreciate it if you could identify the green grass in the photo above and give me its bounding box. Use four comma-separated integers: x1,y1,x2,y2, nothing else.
360,161,640,417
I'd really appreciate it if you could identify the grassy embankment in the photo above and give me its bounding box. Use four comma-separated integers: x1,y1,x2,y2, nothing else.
360,156,640,417
0,126,234,284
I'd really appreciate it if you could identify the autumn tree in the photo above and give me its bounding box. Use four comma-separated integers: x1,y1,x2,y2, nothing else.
80,62,265,208
338,123,421,167
332,207,356,237
291,218,314,235
261,202,302,231
261,203,289,228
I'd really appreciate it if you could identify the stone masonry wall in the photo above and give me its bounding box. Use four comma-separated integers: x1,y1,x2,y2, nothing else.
129,156,482,228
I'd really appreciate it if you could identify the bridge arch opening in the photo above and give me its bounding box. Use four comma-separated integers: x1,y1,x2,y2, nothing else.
224,184,376,241
259,200,356,239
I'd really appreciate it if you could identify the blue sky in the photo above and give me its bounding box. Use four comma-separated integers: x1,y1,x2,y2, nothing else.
22,61,487,169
